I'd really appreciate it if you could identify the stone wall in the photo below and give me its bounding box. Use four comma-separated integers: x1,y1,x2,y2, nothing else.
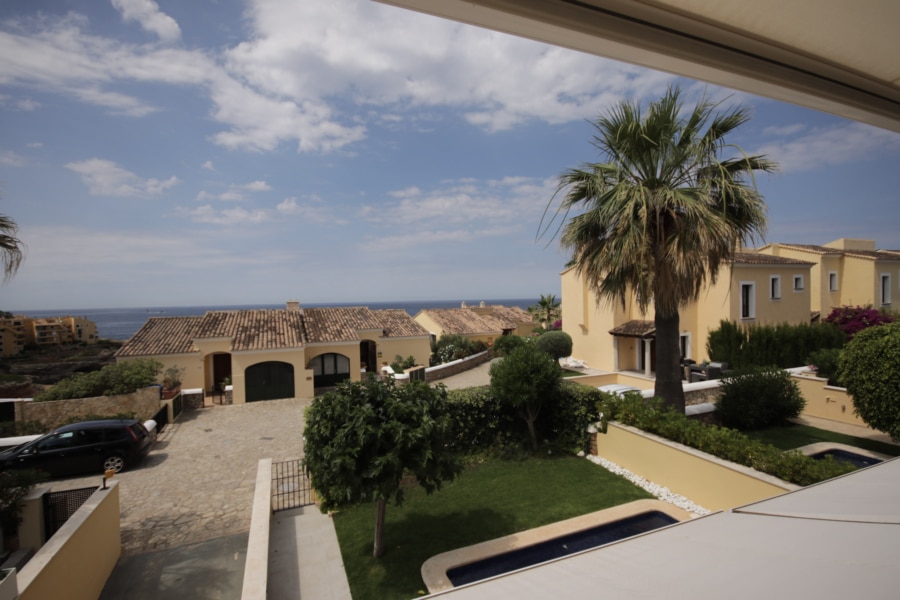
15,386,161,430
424,351,492,383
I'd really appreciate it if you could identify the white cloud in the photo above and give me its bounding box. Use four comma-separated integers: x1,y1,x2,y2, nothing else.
176,204,271,225
194,180,273,203
0,150,26,167
201,161,215,171
756,123,900,173
111,0,181,44
65,158,179,197
276,196,340,224
17,98,40,111
242,180,272,191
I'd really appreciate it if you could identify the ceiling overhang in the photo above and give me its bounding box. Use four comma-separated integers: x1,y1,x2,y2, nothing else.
374,0,900,133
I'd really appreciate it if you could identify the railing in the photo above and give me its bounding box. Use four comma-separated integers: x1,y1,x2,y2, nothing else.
271,459,315,511
42,487,96,541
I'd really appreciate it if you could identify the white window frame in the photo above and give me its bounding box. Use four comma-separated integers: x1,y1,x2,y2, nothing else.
792,274,804,292
828,271,839,292
769,275,782,300
740,281,756,320
881,273,892,306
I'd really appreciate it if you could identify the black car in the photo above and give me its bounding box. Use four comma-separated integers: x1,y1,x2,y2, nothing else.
0,419,153,477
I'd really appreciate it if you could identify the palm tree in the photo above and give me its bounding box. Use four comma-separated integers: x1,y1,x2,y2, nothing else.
529,294,561,329
547,87,774,412
0,212,24,281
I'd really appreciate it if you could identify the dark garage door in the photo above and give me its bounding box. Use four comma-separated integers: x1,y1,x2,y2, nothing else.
309,353,351,388
245,361,295,402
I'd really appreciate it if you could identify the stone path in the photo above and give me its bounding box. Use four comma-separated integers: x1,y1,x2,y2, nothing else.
52,397,309,555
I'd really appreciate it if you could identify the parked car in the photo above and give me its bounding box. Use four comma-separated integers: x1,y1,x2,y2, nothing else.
0,419,152,477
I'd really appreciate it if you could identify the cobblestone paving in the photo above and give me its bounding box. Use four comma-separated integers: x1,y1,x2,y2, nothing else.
51,397,309,555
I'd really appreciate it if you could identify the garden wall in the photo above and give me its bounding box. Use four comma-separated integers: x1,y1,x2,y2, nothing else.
593,423,797,511
425,351,492,383
14,386,160,430
788,370,866,427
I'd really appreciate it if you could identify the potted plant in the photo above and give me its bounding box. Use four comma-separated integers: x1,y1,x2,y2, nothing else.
0,469,44,552
161,365,185,400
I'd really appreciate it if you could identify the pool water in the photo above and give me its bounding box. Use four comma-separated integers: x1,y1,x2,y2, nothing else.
810,449,883,468
446,511,678,587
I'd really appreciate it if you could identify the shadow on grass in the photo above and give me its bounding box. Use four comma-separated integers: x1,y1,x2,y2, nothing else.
338,507,517,600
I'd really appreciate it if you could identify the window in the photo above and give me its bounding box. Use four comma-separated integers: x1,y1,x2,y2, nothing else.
793,275,804,292
828,271,839,292
679,333,691,360
881,273,892,305
740,282,756,319
769,275,781,300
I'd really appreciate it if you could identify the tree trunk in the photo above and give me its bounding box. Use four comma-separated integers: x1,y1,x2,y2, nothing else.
654,311,686,414
373,496,386,558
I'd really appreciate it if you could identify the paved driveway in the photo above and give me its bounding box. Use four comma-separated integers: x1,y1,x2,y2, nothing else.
52,397,309,555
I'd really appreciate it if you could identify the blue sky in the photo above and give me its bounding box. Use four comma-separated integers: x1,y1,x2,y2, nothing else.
2,0,899,311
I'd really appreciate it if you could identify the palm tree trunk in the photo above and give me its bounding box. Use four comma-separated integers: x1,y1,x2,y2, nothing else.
373,496,386,558
653,311,686,414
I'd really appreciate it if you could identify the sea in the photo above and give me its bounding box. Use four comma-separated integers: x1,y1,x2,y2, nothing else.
16,298,539,341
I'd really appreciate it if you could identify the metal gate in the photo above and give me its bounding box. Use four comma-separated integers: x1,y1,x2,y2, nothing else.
43,487,96,541
271,459,315,511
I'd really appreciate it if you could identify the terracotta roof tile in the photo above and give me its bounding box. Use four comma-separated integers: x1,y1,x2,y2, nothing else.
417,305,531,336
118,306,428,356
776,244,900,261
733,252,814,266
115,316,201,357
608,320,656,338
372,309,431,338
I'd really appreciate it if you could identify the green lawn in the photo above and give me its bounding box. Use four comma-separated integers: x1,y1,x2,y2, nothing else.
332,454,653,600
744,423,900,457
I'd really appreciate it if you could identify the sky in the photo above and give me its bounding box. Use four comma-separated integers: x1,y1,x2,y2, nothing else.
1,0,899,311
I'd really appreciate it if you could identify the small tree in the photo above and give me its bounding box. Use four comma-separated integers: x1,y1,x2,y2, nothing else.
490,344,562,450
838,321,900,439
534,330,573,360
303,378,461,558
491,334,527,357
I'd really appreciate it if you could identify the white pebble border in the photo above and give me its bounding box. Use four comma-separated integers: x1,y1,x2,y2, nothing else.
580,451,712,517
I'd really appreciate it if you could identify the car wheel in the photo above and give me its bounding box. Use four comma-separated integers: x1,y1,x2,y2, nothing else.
103,455,126,473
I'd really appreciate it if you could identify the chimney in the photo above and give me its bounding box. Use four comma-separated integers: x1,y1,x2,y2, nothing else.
286,300,301,311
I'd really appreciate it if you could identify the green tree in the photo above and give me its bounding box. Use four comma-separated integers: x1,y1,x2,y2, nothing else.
36,358,163,401
546,86,774,412
490,344,562,450
529,294,561,329
838,321,900,439
0,212,25,281
534,330,573,360
303,378,462,558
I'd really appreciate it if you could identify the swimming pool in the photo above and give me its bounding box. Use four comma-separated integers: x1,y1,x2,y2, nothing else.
446,511,677,587
421,499,691,593
796,442,890,470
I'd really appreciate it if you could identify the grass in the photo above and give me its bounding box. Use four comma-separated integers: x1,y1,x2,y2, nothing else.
332,453,653,600
743,423,900,457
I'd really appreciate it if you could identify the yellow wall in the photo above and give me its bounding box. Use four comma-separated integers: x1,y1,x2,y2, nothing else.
596,424,796,511
791,373,869,427
18,483,121,600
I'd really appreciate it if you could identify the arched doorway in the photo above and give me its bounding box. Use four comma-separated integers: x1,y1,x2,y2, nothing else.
245,361,295,402
308,353,351,389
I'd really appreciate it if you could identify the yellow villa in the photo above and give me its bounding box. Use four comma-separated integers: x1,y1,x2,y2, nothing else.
757,238,900,316
115,301,432,404
413,302,534,346
561,252,815,376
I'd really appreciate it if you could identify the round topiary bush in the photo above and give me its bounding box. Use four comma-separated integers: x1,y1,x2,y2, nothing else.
533,330,573,360
838,321,900,439
491,334,527,357
715,366,805,430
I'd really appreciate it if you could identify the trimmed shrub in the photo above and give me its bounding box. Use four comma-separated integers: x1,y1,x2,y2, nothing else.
35,358,163,401
491,334,528,357
707,320,844,369
807,348,842,385
430,335,487,366
544,382,602,453
533,330,573,360
715,366,805,430
445,386,517,453
838,321,900,439
602,395,852,486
